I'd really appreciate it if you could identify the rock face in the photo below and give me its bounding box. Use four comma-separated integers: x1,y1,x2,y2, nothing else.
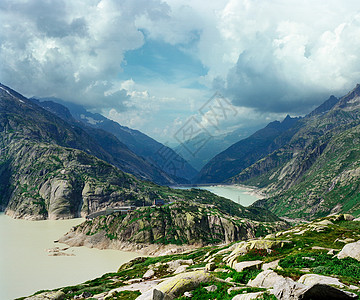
59,201,287,248
230,84,360,220
143,270,213,299
337,240,360,261
196,114,301,183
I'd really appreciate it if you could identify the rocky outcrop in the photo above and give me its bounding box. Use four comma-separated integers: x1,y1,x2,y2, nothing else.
59,201,287,252
337,240,360,261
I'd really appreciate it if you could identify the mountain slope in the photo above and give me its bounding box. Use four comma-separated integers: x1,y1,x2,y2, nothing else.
174,125,262,171
195,115,301,183
235,85,360,219
34,98,198,181
31,99,178,185
0,83,283,222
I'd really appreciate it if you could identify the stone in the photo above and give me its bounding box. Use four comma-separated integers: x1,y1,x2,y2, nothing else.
337,240,360,261
262,259,279,271
273,278,358,300
184,291,193,297
300,284,358,299
205,262,216,271
233,260,263,272
174,265,188,274
24,291,66,300
204,285,217,292
248,270,285,288
231,292,265,300
273,277,308,299
152,270,213,299
167,259,193,272
136,288,172,300
298,274,345,288
143,268,155,280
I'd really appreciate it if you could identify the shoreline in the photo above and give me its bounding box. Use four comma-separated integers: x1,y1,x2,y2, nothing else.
58,230,201,257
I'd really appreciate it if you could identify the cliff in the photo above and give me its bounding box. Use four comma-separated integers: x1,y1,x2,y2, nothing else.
59,201,288,253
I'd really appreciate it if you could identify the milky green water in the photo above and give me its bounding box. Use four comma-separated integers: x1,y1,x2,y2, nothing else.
175,185,261,207
199,185,262,206
0,214,139,300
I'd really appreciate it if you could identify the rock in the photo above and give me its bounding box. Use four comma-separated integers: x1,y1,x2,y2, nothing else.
204,285,217,292
227,286,245,294
273,277,308,299
231,292,265,300
167,259,193,272
205,262,216,271
174,265,188,274
330,214,355,222
273,278,358,300
136,288,172,300
300,284,358,299
248,270,285,288
119,257,147,271
262,259,279,271
24,291,66,300
233,260,263,272
147,270,213,299
143,268,155,280
337,240,360,261
184,291,193,297
298,274,345,288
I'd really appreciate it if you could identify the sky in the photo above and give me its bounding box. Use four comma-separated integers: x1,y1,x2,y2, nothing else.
1,0,360,144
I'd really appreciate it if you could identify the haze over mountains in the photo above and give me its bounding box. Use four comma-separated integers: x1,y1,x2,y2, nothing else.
31,97,198,183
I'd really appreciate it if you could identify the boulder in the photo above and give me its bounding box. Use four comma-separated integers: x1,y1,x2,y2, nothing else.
233,260,263,272
143,268,155,280
24,291,66,300
248,270,284,288
300,284,358,299
205,262,216,271
167,259,193,272
273,278,358,300
262,259,280,271
232,292,265,300
136,288,172,300
140,270,213,299
298,274,345,288
337,240,360,261
204,285,217,292
174,265,189,274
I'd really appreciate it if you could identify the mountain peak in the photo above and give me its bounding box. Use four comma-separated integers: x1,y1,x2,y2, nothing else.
336,83,360,111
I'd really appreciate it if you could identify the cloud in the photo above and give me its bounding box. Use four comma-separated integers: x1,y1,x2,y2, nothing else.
0,0,167,108
2,0,360,142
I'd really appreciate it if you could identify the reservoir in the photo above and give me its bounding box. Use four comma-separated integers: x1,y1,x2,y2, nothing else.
175,184,262,207
0,214,139,300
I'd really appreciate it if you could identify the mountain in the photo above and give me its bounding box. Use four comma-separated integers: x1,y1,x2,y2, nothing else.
30,98,182,185
195,114,301,183
173,125,262,171
0,83,281,222
233,84,360,219
33,97,198,181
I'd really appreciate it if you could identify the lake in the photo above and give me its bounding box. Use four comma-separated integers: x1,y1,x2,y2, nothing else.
176,184,262,207
0,214,139,300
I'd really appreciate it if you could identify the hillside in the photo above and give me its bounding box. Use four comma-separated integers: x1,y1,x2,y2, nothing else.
59,200,287,254
233,85,360,219
174,125,261,171
34,97,197,181
195,115,301,183
23,214,360,300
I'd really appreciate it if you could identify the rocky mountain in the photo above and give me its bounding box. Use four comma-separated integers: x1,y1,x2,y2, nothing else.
232,85,360,220
0,83,283,221
174,125,262,171
195,115,301,183
33,97,197,181
30,98,187,185
24,214,360,300
60,200,287,252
